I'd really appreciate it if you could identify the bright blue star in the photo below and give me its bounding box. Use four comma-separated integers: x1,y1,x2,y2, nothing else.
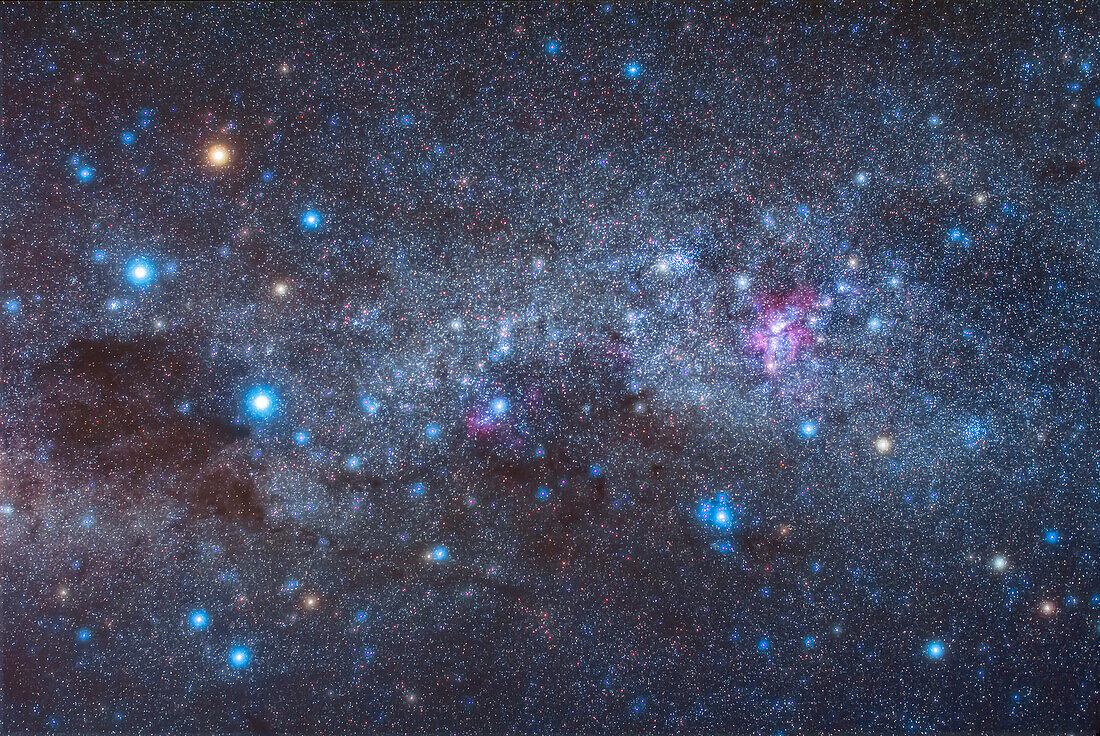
188,610,209,630
804,636,816,648
490,397,509,416
344,456,361,471
546,40,560,55
430,545,449,561
411,483,425,497
1045,529,1060,544
77,166,95,182
245,386,278,418
800,420,818,438
228,645,251,668
125,258,155,287
293,430,310,445
925,641,945,659
757,638,770,651
300,209,322,230
624,62,642,78
121,131,135,145
698,495,736,530
361,397,380,415
77,628,92,641
4,298,20,313
537,487,549,500
425,423,441,439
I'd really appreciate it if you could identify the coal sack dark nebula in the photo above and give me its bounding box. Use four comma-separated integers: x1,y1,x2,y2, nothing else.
3,3,1100,734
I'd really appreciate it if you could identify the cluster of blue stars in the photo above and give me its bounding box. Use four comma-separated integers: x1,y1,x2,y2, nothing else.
698,494,736,531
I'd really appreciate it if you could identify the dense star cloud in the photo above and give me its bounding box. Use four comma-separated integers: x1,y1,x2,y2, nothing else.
3,2,1100,733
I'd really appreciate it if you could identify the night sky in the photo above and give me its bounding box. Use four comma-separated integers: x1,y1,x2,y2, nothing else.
3,2,1100,734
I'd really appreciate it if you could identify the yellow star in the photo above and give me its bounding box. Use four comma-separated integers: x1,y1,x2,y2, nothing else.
207,144,230,167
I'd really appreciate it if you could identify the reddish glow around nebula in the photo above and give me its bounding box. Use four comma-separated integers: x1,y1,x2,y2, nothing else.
748,287,819,373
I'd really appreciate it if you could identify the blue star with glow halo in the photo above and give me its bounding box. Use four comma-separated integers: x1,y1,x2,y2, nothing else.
228,645,251,668
125,258,155,288
300,209,322,230
245,386,278,419
188,610,209,630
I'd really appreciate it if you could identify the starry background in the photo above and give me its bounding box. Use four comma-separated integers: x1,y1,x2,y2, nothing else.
3,2,1100,734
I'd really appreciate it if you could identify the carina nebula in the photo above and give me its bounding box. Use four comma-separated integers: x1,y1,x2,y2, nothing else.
3,2,1099,734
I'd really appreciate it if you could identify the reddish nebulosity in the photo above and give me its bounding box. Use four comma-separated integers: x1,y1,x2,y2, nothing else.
747,287,819,373
465,403,522,447
466,410,499,438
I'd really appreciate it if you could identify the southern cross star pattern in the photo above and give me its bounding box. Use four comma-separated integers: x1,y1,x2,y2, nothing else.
3,3,1099,734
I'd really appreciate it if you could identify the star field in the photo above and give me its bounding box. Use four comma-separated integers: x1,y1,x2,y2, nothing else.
3,3,1100,734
